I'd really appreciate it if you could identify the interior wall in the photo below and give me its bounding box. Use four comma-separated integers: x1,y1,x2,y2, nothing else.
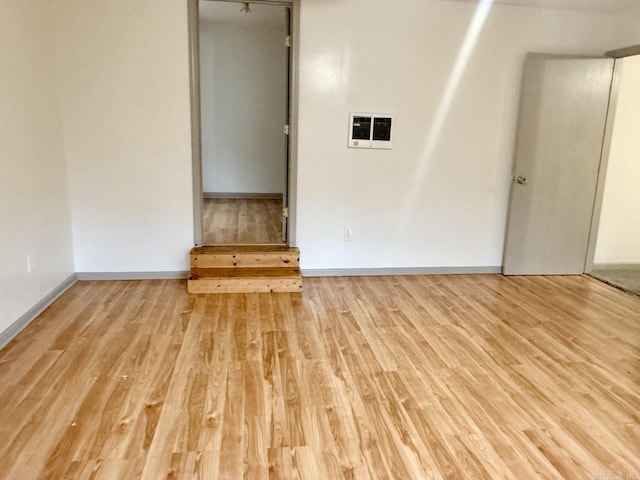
594,55,640,265
200,3,288,195
54,0,194,273
296,0,612,270
608,3,640,50
0,1,74,334
14,0,616,278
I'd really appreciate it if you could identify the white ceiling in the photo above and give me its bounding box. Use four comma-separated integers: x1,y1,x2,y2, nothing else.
444,0,640,13
199,1,288,27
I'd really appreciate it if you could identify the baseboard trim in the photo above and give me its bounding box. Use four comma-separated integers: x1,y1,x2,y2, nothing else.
0,273,78,351
592,263,640,271
204,192,283,199
302,266,502,277
76,271,190,281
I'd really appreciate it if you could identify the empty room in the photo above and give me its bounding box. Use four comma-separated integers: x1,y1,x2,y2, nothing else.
1,0,639,478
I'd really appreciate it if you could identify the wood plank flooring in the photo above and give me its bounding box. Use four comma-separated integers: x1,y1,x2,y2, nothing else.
0,274,639,479
203,198,283,245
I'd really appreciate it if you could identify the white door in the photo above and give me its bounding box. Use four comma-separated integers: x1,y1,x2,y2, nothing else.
503,54,614,275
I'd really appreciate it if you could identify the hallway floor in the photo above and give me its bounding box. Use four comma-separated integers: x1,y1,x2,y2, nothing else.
590,265,640,297
203,198,283,245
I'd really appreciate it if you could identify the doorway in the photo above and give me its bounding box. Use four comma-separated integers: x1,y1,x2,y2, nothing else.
190,0,294,246
503,54,614,275
589,54,640,296
503,50,640,289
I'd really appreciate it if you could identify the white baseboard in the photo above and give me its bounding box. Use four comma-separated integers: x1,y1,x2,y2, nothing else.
76,271,189,281
0,274,78,351
302,266,502,277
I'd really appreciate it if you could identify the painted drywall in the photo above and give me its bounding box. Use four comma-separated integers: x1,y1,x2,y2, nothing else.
0,1,74,334
609,3,640,50
594,55,640,264
295,0,612,270
200,3,288,195
54,0,194,273
22,0,616,277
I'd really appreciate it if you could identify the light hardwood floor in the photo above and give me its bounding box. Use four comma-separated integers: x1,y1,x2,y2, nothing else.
203,198,283,245
0,275,639,479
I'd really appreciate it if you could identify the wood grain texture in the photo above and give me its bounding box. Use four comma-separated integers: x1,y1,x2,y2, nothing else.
187,276,303,294
0,275,639,479
187,247,302,294
191,246,299,269
203,198,283,245
190,268,301,279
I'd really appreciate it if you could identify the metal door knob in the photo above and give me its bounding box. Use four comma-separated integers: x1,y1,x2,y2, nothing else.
516,176,527,185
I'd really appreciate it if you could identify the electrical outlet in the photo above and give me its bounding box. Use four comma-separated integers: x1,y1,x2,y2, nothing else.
344,228,353,242
26,255,33,274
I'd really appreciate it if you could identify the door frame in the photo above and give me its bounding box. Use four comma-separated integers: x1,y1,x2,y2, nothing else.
583,59,622,273
584,46,640,273
188,0,300,247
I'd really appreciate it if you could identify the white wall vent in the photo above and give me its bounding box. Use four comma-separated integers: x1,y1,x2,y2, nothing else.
348,113,393,149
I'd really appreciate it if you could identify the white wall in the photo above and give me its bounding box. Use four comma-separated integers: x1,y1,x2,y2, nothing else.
0,1,74,333
54,0,194,273
295,0,612,270
609,3,640,50
200,4,288,195
5,0,615,282
594,55,640,265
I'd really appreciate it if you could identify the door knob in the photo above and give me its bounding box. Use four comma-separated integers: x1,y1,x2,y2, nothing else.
516,176,527,185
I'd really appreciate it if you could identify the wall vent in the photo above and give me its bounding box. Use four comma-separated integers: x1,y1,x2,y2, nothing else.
348,113,393,149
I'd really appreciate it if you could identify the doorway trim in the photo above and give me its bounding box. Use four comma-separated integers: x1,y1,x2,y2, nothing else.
188,0,300,247
583,59,622,274
188,0,203,247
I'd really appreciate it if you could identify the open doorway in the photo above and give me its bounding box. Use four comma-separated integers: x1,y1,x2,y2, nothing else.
502,50,640,294
590,54,640,296
197,0,290,245
502,54,614,275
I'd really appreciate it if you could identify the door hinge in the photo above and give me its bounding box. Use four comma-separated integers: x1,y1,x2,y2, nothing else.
285,35,291,48
283,207,289,218
284,124,290,136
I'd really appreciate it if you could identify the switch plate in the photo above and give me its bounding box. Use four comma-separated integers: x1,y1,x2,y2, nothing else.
344,228,353,242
